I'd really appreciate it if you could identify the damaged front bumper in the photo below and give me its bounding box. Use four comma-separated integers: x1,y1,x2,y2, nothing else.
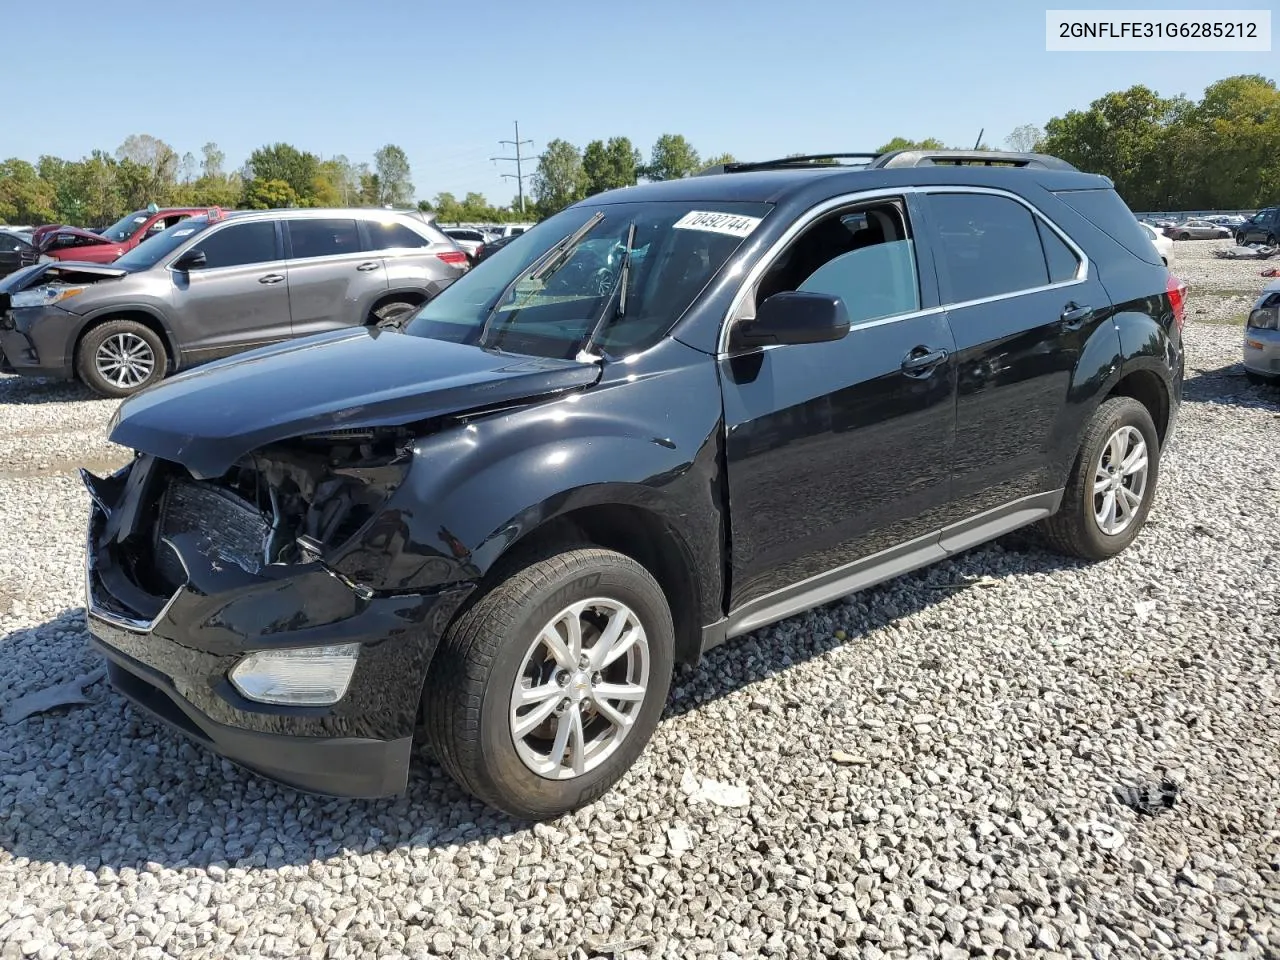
82,455,463,799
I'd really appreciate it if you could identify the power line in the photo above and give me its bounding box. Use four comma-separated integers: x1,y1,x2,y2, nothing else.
490,121,535,216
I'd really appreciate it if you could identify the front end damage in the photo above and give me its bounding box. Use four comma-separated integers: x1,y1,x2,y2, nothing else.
82,429,471,798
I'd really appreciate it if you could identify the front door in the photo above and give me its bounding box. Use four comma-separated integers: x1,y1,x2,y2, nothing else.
920,189,1116,527
719,195,958,617
283,217,389,336
169,218,293,363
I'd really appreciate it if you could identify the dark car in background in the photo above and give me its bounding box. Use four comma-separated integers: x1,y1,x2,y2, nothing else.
0,230,39,278
0,207,469,396
1235,206,1278,246
32,207,208,264
81,149,1184,819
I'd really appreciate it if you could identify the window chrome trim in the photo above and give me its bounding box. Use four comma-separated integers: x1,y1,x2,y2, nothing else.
716,184,1092,356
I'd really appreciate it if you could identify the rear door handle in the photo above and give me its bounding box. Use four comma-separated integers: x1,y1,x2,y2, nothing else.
356,261,380,272
259,274,285,285
901,346,949,376
1061,302,1093,329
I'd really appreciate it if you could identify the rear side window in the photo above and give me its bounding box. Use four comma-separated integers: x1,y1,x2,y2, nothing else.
197,221,279,269
366,220,430,250
1052,188,1162,266
927,193,1052,303
288,219,361,259
1036,219,1082,283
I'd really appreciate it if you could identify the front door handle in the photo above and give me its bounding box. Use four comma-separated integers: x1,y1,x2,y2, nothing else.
1061,302,1093,329
259,274,285,285
356,261,380,272
901,346,949,376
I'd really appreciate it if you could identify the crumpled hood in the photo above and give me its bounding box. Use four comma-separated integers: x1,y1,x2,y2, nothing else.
32,225,114,252
108,327,603,478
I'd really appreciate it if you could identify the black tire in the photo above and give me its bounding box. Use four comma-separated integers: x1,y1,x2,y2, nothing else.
1179,232,1190,241
1236,232,1248,246
368,299,420,332
1267,234,1277,248
1040,396,1161,562
75,319,168,398
424,544,674,820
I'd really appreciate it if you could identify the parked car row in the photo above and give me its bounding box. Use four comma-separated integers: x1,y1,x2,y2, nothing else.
0,207,469,396
72,148,1188,818
441,222,535,264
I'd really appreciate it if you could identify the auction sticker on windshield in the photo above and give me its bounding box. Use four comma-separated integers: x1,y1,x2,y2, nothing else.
672,211,763,238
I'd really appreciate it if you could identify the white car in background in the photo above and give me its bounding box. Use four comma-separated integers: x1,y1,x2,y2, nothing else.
442,227,495,262
1139,221,1174,267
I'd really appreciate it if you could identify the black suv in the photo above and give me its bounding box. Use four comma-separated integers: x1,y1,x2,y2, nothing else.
1236,206,1278,246
82,150,1185,819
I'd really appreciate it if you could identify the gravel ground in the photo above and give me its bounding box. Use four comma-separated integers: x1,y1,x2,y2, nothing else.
1,240,1277,959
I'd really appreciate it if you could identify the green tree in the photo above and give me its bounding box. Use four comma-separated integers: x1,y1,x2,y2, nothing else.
200,142,225,180
244,178,300,210
875,137,948,153
1005,124,1044,153
1187,75,1280,208
0,159,57,224
374,144,414,207
245,143,320,204
433,192,464,222
582,136,642,195
645,134,700,181
532,139,586,215
701,152,738,170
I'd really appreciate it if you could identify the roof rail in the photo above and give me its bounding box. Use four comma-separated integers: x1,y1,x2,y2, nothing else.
869,149,1078,171
697,153,881,176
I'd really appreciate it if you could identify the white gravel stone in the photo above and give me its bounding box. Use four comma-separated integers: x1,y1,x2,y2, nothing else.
0,237,1277,958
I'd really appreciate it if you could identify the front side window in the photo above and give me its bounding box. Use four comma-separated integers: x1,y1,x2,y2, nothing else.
754,202,921,327
405,199,772,359
196,221,280,269
928,193,1058,303
367,220,430,250
288,219,361,259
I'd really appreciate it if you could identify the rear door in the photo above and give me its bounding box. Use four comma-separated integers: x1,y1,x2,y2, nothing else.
920,188,1115,535
283,217,388,337
362,216,453,297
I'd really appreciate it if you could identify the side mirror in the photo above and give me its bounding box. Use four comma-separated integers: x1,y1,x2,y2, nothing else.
731,290,851,350
173,249,207,271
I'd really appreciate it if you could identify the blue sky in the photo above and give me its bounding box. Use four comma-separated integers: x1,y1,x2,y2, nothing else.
5,0,1275,206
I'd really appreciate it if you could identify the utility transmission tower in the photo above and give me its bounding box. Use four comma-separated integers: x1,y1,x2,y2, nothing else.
491,121,535,215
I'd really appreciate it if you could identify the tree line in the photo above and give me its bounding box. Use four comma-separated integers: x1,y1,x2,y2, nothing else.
1,73,1276,229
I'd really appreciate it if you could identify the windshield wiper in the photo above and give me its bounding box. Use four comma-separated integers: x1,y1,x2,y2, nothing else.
582,220,636,356
477,210,605,349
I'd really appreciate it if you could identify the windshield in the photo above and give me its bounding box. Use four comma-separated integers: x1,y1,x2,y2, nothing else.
405,199,772,358
99,210,155,243
112,216,212,271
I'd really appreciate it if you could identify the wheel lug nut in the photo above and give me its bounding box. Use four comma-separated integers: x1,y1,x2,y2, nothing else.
556,672,568,686
591,672,602,685
558,698,570,712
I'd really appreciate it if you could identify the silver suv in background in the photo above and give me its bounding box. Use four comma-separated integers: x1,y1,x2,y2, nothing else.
0,208,469,397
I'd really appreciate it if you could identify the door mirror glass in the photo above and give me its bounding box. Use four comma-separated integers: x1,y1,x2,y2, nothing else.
174,249,207,271
731,291,850,350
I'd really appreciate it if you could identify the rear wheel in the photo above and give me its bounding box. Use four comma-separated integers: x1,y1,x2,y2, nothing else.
1040,397,1160,561
76,319,168,398
424,545,674,820
368,299,420,332
1267,234,1277,247
1179,232,1190,241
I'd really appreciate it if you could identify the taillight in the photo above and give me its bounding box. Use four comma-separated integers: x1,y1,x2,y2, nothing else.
1166,273,1187,331
436,251,468,266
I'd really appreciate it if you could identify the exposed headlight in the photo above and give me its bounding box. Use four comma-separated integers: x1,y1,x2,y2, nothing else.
1247,307,1279,331
229,643,361,706
10,284,88,308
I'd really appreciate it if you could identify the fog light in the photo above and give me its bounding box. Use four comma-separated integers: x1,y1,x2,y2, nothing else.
229,643,361,706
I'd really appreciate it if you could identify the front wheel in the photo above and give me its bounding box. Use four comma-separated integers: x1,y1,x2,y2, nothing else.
1040,396,1161,561
424,545,674,820
1179,232,1191,241
76,319,168,398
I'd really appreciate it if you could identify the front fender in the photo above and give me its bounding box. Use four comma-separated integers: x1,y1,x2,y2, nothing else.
326,345,726,621
79,302,180,366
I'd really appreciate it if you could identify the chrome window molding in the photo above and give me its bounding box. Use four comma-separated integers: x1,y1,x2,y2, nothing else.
716,184,1091,356
84,527,187,635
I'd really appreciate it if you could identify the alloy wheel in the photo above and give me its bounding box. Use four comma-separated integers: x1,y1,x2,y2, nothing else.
95,332,155,389
1093,425,1149,536
509,598,650,780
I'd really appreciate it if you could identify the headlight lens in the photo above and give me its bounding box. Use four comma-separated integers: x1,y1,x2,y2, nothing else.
10,284,87,308
1248,306,1279,330
229,643,361,706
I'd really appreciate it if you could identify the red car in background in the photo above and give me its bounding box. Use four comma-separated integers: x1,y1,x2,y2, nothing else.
32,206,208,263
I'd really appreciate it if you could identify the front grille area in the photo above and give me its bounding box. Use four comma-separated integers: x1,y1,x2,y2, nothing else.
153,480,270,589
